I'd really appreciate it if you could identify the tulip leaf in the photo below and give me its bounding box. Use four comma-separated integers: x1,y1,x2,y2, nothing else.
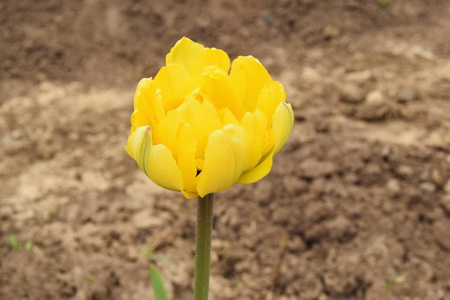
150,265,169,300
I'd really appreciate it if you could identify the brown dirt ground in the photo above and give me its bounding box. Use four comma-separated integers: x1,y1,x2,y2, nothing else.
1,0,450,299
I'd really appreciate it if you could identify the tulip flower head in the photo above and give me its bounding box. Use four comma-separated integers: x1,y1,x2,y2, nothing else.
126,37,294,199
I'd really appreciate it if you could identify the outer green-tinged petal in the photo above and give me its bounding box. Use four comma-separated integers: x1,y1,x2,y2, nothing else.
197,130,237,197
125,126,183,191
237,149,274,184
166,37,204,73
230,56,273,112
125,125,149,160
272,102,294,155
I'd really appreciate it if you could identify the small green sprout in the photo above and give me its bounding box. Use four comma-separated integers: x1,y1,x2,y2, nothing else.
143,245,170,265
385,274,404,290
379,0,389,6
231,279,239,288
85,273,95,283
25,240,34,251
9,234,19,251
143,245,154,260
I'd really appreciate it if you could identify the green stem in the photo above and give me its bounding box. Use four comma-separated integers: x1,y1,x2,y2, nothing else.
193,193,214,300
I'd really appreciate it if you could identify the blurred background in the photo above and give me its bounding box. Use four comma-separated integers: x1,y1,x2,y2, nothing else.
1,0,450,299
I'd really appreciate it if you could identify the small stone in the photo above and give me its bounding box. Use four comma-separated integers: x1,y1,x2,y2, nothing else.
323,271,359,297
3,138,28,155
366,90,384,104
263,14,274,25
444,180,450,194
434,220,450,250
272,206,295,224
387,179,401,192
282,176,308,195
317,294,328,300
339,83,365,103
323,25,339,39
356,97,396,121
420,182,436,193
397,165,414,177
424,131,447,150
344,173,358,184
441,195,450,213
11,130,22,139
346,70,372,83
301,67,321,82
397,86,418,103
327,216,356,241
431,169,444,187
132,210,163,229
298,159,337,179
253,181,274,202
412,45,434,60
315,121,329,133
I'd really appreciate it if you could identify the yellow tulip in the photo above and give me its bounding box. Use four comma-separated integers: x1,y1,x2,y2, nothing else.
125,37,294,199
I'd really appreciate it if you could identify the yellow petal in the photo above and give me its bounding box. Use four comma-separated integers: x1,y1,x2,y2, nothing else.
197,130,239,197
133,77,153,108
132,78,161,131
125,126,183,191
223,124,246,179
146,144,184,191
257,81,286,122
153,106,187,159
177,123,199,194
166,37,204,73
237,148,274,184
199,67,245,119
219,108,240,126
239,111,266,170
166,37,230,75
229,56,273,112
185,96,222,159
261,127,275,157
153,64,191,112
190,48,230,74
182,190,199,199
272,102,294,155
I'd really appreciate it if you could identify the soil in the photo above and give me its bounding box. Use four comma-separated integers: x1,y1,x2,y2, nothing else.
1,0,450,299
